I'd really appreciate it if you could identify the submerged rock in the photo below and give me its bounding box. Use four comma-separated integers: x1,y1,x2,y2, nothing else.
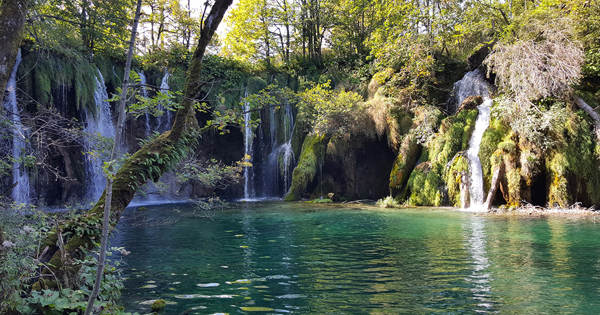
151,299,166,311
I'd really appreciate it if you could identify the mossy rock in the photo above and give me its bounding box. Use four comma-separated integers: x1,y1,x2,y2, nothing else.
389,135,421,196
479,117,510,191
404,108,478,206
151,299,166,311
445,153,470,207
285,134,330,201
457,95,483,113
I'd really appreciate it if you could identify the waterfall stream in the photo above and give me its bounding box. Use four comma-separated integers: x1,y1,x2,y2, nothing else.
3,50,31,204
139,71,151,136
243,93,297,199
466,98,492,208
453,70,492,209
83,69,115,201
156,70,171,131
243,88,255,200
261,100,295,197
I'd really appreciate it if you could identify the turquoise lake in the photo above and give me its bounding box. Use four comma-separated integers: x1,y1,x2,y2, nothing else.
113,202,600,314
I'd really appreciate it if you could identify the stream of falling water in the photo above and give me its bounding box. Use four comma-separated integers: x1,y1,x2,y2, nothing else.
243,87,255,200
156,70,171,131
3,50,31,204
83,69,115,201
466,98,492,208
138,71,151,136
453,69,492,210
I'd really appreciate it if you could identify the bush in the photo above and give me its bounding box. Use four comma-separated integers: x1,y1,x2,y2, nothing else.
376,196,400,208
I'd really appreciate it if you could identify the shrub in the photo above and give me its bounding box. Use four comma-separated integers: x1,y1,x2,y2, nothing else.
376,196,400,208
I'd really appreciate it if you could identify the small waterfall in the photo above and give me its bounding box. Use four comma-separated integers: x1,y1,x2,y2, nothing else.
156,69,171,131
454,70,492,209
3,50,32,204
83,69,116,201
467,98,492,207
451,69,492,114
138,71,151,136
242,88,255,200
261,100,295,197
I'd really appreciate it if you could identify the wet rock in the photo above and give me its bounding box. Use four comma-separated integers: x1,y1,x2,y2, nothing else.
151,299,166,311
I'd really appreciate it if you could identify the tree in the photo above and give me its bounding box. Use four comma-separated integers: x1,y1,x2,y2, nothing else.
30,0,134,54
84,0,142,313
483,13,599,144
222,0,277,64
0,0,29,106
37,0,234,284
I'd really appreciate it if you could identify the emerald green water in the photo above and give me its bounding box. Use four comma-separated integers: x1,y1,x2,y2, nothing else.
114,202,600,314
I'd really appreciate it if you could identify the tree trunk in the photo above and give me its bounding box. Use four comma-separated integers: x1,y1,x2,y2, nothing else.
39,0,233,284
574,96,600,143
0,0,29,106
84,0,143,313
484,164,504,210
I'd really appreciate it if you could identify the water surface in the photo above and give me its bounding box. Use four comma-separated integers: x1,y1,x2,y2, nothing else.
113,202,600,314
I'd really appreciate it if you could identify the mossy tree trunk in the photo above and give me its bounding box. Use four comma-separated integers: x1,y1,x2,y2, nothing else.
0,0,29,106
84,0,143,312
38,0,233,283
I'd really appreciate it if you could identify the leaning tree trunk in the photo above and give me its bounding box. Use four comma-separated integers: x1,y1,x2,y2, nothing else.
38,0,233,283
0,0,29,106
574,96,600,143
84,0,143,313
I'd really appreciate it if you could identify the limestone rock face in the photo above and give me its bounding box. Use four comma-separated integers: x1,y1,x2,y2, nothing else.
287,134,395,201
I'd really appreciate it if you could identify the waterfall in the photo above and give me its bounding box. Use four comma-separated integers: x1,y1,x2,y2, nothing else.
466,98,492,208
83,69,115,201
261,100,295,197
138,71,151,136
451,69,492,114
3,50,32,204
454,70,492,209
156,69,171,131
243,88,255,200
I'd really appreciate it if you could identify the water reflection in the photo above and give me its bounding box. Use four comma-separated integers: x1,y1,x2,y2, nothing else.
464,216,493,311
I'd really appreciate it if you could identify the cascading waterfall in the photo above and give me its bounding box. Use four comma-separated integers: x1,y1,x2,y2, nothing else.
454,69,492,209
451,69,491,113
242,88,255,200
156,69,171,131
138,71,151,136
3,50,32,204
466,98,492,207
83,69,115,201
262,100,295,197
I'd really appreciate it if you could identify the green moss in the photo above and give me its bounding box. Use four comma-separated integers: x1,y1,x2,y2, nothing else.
305,198,333,203
247,76,268,95
151,299,166,311
18,51,99,112
444,154,469,207
285,134,329,201
545,110,600,206
406,162,441,206
390,106,414,137
389,135,421,195
405,109,477,206
479,117,510,191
